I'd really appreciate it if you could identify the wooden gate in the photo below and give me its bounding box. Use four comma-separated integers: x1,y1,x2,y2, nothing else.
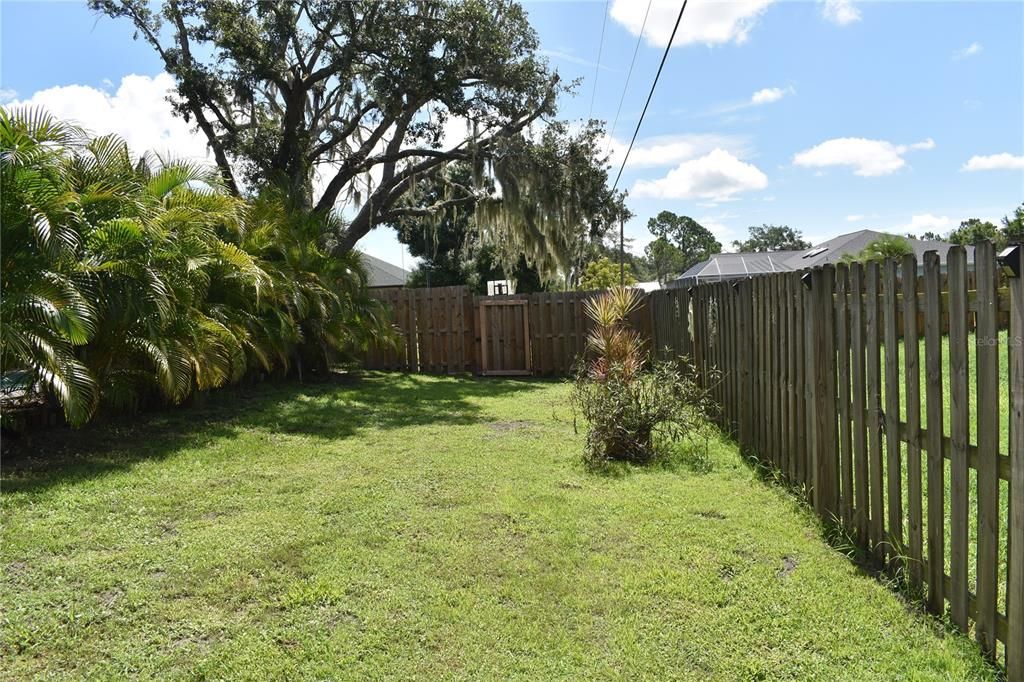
478,298,532,375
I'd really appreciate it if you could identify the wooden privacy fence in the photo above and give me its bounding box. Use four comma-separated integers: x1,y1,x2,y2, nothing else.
364,242,1023,675
667,243,1022,676
363,286,651,376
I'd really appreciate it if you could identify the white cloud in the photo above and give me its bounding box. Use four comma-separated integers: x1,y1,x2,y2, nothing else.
610,0,773,48
0,88,17,103
603,132,750,171
793,137,935,177
632,149,768,201
846,214,865,222
904,214,954,235
962,153,1024,172
953,42,983,60
821,0,861,26
751,87,786,105
699,86,794,118
9,73,212,162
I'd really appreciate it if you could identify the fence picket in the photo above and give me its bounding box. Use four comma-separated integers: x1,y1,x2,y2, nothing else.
865,261,885,558
836,265,853,527
923,251,946,615
883,259,905,562
901,254,924,592
785,274,797,482
1008,245,1024,679
974,241,999,658
948,246,970,631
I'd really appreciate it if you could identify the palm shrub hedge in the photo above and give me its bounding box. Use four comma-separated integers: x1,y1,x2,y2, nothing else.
1,108,396,427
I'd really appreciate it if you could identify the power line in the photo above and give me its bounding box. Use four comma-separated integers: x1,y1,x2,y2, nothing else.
587,1,610,120
611,0,688,192
606,0,652,156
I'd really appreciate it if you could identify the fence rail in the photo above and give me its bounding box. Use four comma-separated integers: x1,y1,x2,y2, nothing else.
364,243,1022,676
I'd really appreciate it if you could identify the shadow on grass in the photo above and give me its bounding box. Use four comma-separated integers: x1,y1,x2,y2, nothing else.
2,371,548,496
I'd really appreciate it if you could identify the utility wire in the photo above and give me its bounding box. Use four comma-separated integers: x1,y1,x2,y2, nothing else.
587,1,610,120
611,0,688,192
606,0,652,156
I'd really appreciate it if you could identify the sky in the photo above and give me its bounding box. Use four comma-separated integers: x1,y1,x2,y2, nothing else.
2,0,1022,270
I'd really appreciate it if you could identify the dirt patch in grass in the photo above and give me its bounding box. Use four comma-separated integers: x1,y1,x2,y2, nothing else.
98,587,124,609
778,555,799,579
6,560,28,577
486,420,532,434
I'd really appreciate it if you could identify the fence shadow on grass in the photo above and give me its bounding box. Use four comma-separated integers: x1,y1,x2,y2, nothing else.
2,371,549,497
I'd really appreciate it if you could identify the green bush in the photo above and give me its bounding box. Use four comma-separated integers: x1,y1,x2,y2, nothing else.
1,108,397,426
569,287,712,467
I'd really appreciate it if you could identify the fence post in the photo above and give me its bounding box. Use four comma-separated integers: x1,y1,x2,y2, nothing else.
1008,245,1024,680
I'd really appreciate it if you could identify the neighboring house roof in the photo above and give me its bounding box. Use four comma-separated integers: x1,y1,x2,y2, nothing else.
670,230,973,287
778,230,973,270
678,250,802,282
360,252,410,288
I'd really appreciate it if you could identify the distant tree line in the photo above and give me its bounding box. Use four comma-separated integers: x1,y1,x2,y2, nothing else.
402,199,1024,290
912,205,1024,249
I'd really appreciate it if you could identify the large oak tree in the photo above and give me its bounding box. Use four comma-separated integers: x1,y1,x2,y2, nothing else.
91,0,622,270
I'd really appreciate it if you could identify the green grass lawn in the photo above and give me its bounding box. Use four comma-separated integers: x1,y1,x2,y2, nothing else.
1,374,996,680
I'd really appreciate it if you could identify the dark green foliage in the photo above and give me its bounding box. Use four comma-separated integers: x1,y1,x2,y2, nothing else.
646,211,721,271
644,236,689,283
572,359,712,467
731,224,811,252
1,108,395,426
912,204,1022,246
948,218,1004,248
1003,203,1024,244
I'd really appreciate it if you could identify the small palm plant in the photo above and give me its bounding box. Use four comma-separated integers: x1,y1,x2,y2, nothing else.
582,285,644,383
570,286,712,467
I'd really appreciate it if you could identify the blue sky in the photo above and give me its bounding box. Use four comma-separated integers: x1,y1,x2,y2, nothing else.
3,1,1022,269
